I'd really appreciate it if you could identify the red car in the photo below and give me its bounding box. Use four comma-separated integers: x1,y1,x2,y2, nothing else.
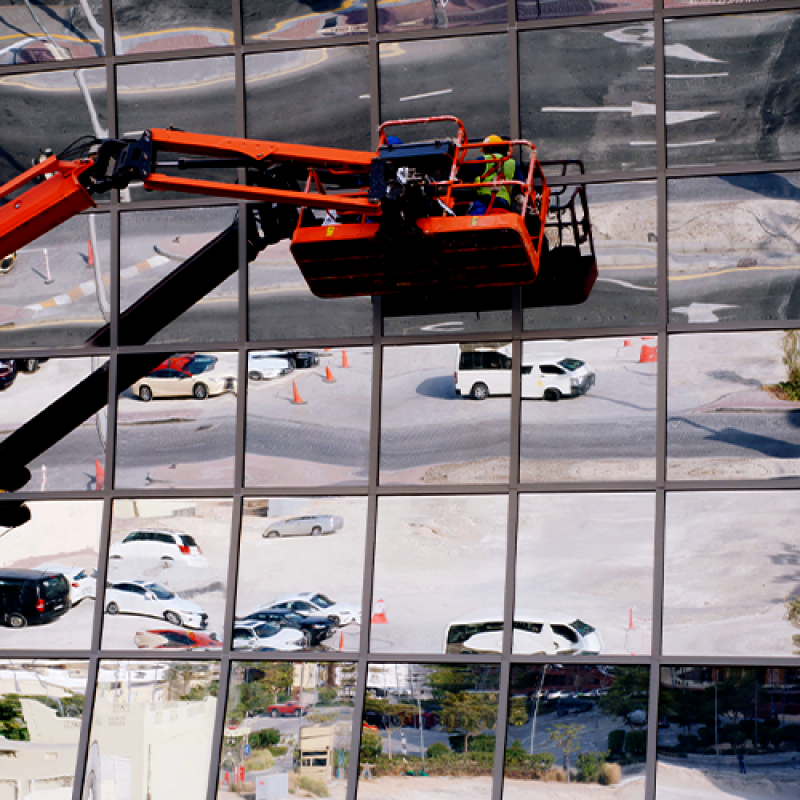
266,700,307,717
134,629,222,649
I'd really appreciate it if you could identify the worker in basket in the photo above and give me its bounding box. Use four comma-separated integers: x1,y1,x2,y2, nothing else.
470,134,523,216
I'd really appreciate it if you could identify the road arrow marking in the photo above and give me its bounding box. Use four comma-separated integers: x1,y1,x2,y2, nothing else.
541,101,718,125
671,302,738,323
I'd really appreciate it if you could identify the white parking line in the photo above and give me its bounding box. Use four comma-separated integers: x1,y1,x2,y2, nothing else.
399,88,452,102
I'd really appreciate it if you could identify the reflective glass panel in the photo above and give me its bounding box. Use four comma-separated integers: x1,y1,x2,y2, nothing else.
506,664,649,793
383,299,512,337
0,214,111,349
665,11,800,168
664,491,800,657
244,0,367,42
219,660,357,797
236,497,367,652
379,36,509,141
520,24,656,174
667,331,800,481
102,498,233,650
516,493,654,656
656,667,800,799
377,0,506,34
372,495,507,653
245,348,371,487
115,350,238,489
0,66,107,186
119,207,238,345
112,0,233,56
0,356,107,492
381,344,511,485
86,660,219,798
524,181,658,331
0,660,89,796
0,0,104,63
358,663,501,799
518,0,651,22
520,337,657,482
0,500,101,648
668,172,800,325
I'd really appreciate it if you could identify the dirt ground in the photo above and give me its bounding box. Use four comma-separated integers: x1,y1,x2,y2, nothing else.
654,762,800,799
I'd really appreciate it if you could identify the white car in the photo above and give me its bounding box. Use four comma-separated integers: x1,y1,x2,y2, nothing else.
263,592,360,627
232,621,305,651
247,352,294,381
104,581,208,629
443,609,603,655
131,361,235,401
37,563,97,605
108,529,208,568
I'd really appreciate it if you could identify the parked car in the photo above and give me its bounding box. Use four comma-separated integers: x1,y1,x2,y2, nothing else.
286,351,320,369
556,697,593,716
263,515,343,538
247,352,294,381
0,569,71,627
266,700,308,717
455,345,595,401
14,357,48,373
263,592,360,627
156,353,217,373
37,563,96,605
231,621,304,651
241,607,335,645
443,609,603,655
131,360,235,401
134,628,222,649
0,360,18,391
108,529,208,568
104,581,208,629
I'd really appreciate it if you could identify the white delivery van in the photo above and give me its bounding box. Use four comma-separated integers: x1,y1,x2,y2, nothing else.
455,345,595,401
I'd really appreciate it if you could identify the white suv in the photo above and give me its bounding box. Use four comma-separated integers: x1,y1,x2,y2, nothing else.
109,529,208,568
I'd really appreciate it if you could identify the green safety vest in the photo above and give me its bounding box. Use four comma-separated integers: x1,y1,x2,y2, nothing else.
475,155,516,207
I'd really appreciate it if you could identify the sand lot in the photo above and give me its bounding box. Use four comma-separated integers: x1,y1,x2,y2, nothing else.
655,762,800,800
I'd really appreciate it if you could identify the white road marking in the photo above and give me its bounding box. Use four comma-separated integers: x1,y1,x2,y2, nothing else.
541,101,717,125
359,94,370,99
638,66,729,78
400,88,453,102
665,43,725,64
597,278,657,292
420,321,464,332
631,139,717,148
604,25,725,64
671,302,738,323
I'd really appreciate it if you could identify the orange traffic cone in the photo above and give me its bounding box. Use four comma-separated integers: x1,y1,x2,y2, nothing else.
324,365,336,383
639,344,657,363
291,381,307,405
371,598,388,624
341,350,350,368
339,631,345,650
95,459,105,491
87,238,94,267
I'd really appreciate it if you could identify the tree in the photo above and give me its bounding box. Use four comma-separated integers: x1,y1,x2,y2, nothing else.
439,691,497,753
546,723,584,782
508,696,528,727
363,697,416,759
598,667,649,720
786,595,800,654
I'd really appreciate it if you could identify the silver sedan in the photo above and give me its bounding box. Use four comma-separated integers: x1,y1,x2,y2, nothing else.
262,515,343,538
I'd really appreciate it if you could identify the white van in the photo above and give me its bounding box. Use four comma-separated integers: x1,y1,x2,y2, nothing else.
443,609,604,655
454,345,595,401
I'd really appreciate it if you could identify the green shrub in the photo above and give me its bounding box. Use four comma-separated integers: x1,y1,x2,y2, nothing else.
250,727,280,749
608,729,625,754
531,753,555,775
360,729,383,761
468,734,496,753
269,745,288,757
697,727,714,748
576,751,607,783
427,741,451,760
448,733,466,752
318,687,338,705
297,775,329,797
677,734,700,752
625,729,647,758
505,740,527,767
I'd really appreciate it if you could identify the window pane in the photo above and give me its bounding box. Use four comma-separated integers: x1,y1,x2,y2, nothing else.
372,495,507,653
664,491,800,657
0,501,101,648
0,1,104,63
380,36,509,141
358,663,501,799
381,344,511,485
378,0,506,34
665,11,800,168
244,0,367,43
112,0,233,56
516,493,654,656
102,498,232,650
115,350,238,489
236,497,367,652
120,207,238,345
86,660,219,797
667,331,800,481
506,664,649,793
520,24,656,174
0,660,89,795
245,348,371,487
520,338,656,482
669,173,800,324
518,0,652,22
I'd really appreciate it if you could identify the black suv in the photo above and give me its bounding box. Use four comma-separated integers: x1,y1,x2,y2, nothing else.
241,608,335,646
0,569,71,627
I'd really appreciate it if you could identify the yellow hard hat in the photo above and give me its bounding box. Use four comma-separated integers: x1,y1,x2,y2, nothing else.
483,134,504,144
